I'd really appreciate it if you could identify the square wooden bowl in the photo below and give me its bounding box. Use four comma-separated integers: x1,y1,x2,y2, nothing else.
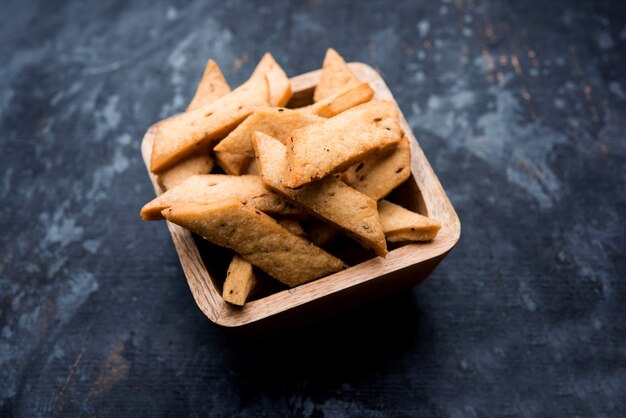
141,63,461,335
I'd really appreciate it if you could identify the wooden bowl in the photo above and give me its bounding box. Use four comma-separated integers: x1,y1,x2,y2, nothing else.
140,63,461,335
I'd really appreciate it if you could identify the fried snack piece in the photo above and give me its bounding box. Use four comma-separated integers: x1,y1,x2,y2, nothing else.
341,136,411,201
140,175,303,220
250,52,275,78
314,48,361,102
265,60,292,107
157,152,215,190
162,199,347,287
223,255,257,306
300,82,374,118
214,151,252,175
277,219,307,238
252,53,292,107
187,59,231,112
254,132,387,257
214,107,323,157
157,59,230,190
151,77,267,173
283,100,402,188
151,54,291,173
302,218,339,246
378,200,441,242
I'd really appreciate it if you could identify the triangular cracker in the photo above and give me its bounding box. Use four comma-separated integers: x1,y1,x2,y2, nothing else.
378,200,441,242
254,132,387,257
341,136,411,200
162,199,346,287
214,107,323,157
283,100,402,188
151,55,291,173
186,59,231,112
157,59,231,190
223,255,257,306
252,53,292,107
140,174,303,220
157,152,215,191
314,48,361,102
300,82,374,118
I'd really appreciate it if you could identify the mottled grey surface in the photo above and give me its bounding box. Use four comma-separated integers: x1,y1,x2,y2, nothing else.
1,0,625,416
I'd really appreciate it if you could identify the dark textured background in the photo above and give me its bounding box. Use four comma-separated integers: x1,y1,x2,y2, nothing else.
1,0,625,416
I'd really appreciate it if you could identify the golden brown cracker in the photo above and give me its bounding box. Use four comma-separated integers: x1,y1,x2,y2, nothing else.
157,152,215,191
140,174,303,220
254,132,387,257
157,60,231,190
214,107,322,157
265,60,292,107
378,200,441,242
283,100,402,188
150,75,269,173
162,199,347,287
223,255,257,306
313,48,361,102
252,53,292,106
250,53,277,78
341,136,411,200
186,59,231,112
301,82,374,118
150,54,292,173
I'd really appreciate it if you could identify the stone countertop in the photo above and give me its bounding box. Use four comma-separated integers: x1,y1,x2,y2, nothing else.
1,0,625,416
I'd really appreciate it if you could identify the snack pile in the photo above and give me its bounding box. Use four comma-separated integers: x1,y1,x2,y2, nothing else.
141,49,441,306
